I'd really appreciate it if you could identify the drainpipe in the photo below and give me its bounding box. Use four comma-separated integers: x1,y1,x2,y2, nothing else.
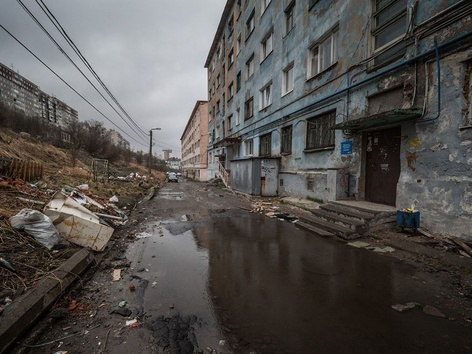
417,37,441,122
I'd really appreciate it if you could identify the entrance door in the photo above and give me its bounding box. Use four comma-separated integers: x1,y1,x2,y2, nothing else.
364,127,401,206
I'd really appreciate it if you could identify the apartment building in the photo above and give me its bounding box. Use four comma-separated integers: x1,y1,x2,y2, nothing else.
181,100,209,181
0,62,77,128
205,0,472,239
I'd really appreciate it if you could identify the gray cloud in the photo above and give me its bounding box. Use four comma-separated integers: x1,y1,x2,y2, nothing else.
0,0,224,156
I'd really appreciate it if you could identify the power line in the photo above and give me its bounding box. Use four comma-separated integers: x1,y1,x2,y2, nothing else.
35,0,149,137
0,22,147,146
15,0,148,144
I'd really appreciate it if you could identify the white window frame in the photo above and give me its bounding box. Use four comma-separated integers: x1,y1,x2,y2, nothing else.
228,48,235,68
236,108,241,126
282,62,294,96
236,33,242,55
245,139,254,156
284,1,295,36
246,54,255,79
260,30,273,61
261,0,271,15
246,9,255,39
259,82,272,109
308,27,338,79
228,81,234,100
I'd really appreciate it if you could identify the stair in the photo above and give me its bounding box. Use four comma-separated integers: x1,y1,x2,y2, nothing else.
295,201,396,240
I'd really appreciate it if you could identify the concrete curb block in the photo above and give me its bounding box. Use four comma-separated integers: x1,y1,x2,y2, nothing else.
0,248,95,353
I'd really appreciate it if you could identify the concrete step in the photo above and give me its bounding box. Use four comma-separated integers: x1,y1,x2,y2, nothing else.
320,203,376,222
295,220,334,237
299,214,358,239
310,208,365,232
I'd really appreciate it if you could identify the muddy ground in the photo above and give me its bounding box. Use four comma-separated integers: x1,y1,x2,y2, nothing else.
6,177,472,354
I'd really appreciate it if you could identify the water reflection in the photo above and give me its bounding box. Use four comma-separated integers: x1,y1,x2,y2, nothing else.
193,213,470,354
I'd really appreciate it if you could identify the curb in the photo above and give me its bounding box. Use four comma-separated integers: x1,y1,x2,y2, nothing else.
0,248,95,353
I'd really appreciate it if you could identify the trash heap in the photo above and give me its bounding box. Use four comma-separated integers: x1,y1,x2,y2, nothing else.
250,201,298,222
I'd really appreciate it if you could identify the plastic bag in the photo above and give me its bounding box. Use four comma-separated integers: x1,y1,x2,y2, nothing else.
10,209,60,249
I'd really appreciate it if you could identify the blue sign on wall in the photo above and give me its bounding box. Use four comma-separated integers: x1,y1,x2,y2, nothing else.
341,141,353,155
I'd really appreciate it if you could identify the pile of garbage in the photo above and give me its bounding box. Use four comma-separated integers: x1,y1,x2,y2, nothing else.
250,201,298,222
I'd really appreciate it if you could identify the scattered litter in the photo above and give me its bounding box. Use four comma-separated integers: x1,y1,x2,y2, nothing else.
391,302,421,312
109,195,119,203
219,340,227,347
423,305,447,318
118,300,127,308
112,269,121,281
135,232,152,239
9,208,60,249
76,184,89,191
169,303,174,309
126,319,138,326
129,283,136,292
0,256,16,272
347,241,370,248
111,308,132,317
366,246,395,253
151,281,157,288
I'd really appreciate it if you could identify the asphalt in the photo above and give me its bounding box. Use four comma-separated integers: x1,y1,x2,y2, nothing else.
0,248,95,353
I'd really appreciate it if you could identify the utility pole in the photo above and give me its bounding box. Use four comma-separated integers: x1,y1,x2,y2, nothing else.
148,128,161,175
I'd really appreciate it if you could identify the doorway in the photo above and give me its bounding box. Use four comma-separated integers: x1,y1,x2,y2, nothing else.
364,127,401,206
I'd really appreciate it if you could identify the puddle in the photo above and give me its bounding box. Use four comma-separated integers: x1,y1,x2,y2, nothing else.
127,211,471,353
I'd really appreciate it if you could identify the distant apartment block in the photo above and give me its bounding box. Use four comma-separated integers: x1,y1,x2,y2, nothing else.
181,100,209,181
166,157,182,171
0,62,78,128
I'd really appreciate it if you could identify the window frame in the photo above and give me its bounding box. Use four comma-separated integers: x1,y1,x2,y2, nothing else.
307,26,339,79
246,9,255,40
244,96,254,120
281,125,293,155
260,30,274,62
259,133,272,157
245,139,254,156
261,0,272,15
282,62,294,96
246,54,255,79
371,0,408,66
284,1,295,36
305,110,336,151
259,82,272,110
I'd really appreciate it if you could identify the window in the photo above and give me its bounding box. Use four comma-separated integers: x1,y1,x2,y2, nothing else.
228,16,234,35
236,108,241,125
285,1,295,35
260,82,272,109
246,9,255,39
308,28,338,78
372,0,408,66
216,100,220,113
309,0,319,9
228,48,234,68
261,0,271,14
228,81,234,100
261,30,273,61
281,126,292,154
306,110,336,150
236,71,241,91
227,115,233,132
217,74,221,88
282,63,294,95
259,133,271,156
244,97,254,120
246,54,255,79
236,34,242,54
245,139,254,155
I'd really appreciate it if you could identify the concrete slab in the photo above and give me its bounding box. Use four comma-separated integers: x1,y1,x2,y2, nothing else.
0,248,95,353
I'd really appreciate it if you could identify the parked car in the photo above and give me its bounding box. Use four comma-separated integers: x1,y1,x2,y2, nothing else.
167,172,178,182
176,172,182,177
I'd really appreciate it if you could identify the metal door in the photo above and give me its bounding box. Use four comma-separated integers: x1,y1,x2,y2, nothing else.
364,127,401,206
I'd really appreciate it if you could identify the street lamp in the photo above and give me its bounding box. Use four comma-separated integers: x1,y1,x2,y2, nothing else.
148,128,161,175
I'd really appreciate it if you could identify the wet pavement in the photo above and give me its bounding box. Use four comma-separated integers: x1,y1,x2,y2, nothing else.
125,180,471,353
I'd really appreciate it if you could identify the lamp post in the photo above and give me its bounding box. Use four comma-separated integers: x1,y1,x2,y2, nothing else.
148,128,161,175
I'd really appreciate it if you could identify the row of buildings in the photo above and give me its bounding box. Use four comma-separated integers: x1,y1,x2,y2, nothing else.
0,62,78,128
182,0,472,240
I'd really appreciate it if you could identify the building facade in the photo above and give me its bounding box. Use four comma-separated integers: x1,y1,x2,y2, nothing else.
109,129,131,150
0,62,78,128
205,0,472,240
181,100,209,181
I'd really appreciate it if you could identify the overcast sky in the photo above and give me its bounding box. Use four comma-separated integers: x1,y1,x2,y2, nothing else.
0,0,225,158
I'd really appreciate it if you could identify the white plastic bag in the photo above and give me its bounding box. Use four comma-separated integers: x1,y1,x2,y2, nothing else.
10,209,60,249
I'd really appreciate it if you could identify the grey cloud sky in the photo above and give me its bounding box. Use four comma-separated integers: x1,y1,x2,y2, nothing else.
0,0,225,157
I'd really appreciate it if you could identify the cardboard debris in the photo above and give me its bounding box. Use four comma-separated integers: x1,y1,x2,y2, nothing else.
43,191,114,252
112,269,121,281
